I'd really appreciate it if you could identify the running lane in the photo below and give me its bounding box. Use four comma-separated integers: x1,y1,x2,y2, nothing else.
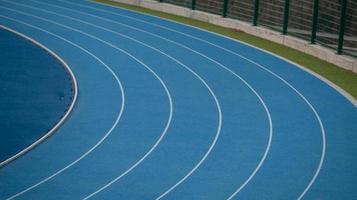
0,0,356,200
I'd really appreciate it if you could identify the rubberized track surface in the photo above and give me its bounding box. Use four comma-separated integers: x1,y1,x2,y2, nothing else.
0,0,356,199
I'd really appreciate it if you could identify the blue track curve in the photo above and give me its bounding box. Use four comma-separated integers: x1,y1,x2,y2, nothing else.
0,0,356,199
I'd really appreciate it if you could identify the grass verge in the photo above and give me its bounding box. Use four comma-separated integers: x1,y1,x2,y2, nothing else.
95,0,357,99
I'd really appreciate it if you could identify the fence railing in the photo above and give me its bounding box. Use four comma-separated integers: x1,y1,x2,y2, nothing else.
158,0,357,57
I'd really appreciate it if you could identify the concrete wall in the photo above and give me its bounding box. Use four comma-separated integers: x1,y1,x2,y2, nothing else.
112,0,357,73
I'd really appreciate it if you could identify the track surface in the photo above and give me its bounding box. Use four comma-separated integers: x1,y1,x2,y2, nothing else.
0,0,356,199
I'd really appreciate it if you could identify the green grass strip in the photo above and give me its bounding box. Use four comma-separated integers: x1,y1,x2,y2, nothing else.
95,0,357,99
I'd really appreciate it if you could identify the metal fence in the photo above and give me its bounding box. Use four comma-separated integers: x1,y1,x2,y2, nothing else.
158,0,357,57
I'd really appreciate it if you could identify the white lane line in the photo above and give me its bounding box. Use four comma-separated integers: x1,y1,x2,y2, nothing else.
0,5,174,199
0,25,78,168
54,1,327,198
0,14,126,200
25,1,273,199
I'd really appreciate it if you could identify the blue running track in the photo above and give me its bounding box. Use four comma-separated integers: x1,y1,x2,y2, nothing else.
0,0,356,199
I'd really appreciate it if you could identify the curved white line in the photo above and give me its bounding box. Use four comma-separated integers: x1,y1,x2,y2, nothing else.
0,15,126,200
0,5,175,199
45,1,328,198
0,25,78,168
19,1,273,199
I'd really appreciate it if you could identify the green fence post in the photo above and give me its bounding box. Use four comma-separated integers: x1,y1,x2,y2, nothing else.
337,0,347,54
282,0,290,34
310,0,319,44
222,0,229,17
192,0,196,10
253,0,260,26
